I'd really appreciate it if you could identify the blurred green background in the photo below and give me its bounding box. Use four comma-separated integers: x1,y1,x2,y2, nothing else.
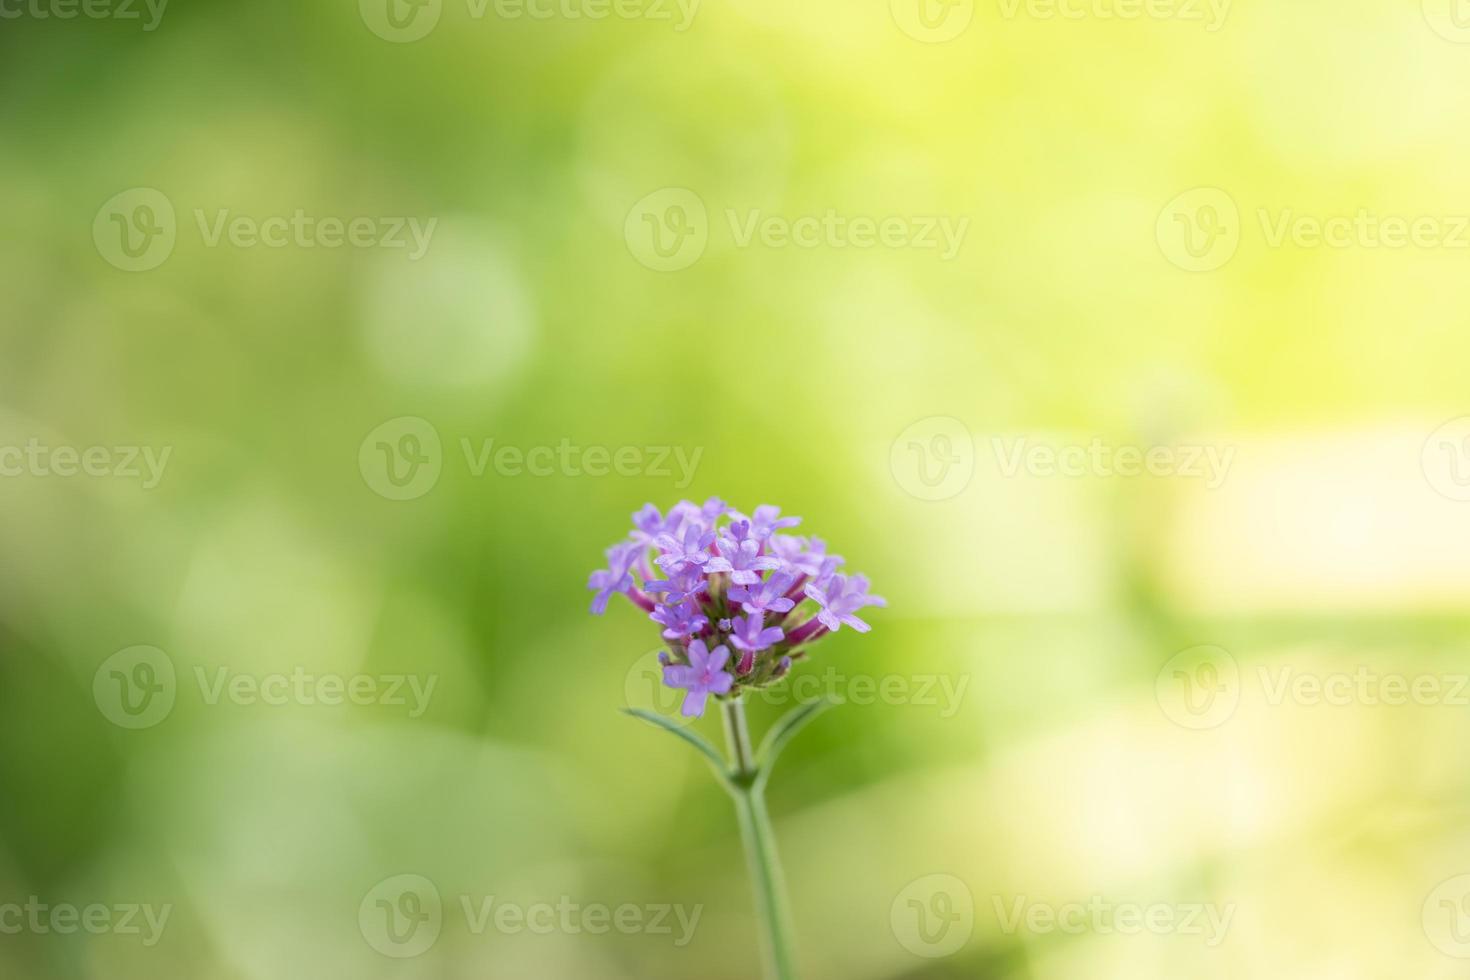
5,0,1470,976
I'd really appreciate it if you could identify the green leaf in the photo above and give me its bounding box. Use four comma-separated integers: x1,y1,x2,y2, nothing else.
622,709,732,783
756,698,838,776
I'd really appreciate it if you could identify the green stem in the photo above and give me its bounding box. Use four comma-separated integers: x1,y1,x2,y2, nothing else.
722,698,798,980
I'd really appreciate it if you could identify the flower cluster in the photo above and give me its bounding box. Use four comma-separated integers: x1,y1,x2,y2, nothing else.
589,499,885,717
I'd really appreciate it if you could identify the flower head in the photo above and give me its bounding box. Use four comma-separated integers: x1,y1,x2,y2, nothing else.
729,571,797,617
645,566,709,605
804,573,886,634
663,639,734,718
587,541,642,615
747,504,801,540
650,599,709,641
728,613,784,653
654,523,717,574
589,500,883,714
706,536,780,585
770,535,842,578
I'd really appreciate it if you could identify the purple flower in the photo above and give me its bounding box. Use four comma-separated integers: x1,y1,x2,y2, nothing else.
804,573,886,633
633,503,668,539
650,599,709,641
706,536,780,585
770,535,843,578
729,614,785,653
699,497,730,522
729,571,797,617
747,504,801,540
663,639,733,718
654,524,716,574
645,566,708,604
591,499,884,705
588,541,643,615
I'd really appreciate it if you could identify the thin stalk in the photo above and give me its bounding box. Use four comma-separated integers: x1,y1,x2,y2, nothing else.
721,698,798,980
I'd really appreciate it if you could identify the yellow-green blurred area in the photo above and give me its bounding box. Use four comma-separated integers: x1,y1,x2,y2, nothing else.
5,0,1470,976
